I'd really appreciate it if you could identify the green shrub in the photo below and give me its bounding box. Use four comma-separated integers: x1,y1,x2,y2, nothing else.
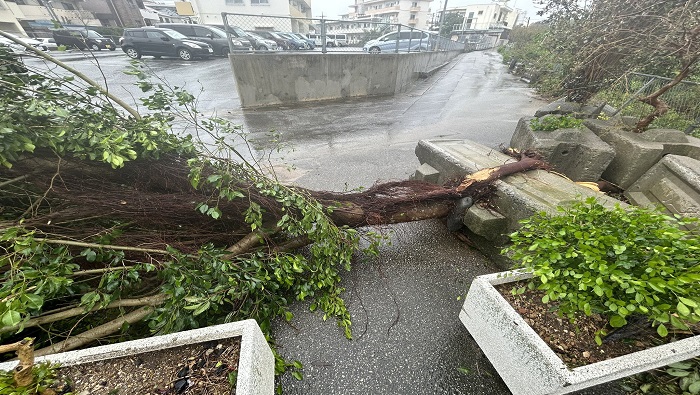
529,115,583,131
504,198,700,345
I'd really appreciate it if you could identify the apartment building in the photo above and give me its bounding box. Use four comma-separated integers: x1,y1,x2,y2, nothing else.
82,0,145,27
436,2,520,31
182,0,313,32
0,0,100,35
347,0,433,29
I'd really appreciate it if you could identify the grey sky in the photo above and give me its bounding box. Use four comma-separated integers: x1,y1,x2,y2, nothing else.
312,0,546,23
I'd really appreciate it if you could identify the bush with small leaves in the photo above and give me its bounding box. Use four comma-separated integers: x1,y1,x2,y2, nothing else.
504,198,700,345
529,115,584,132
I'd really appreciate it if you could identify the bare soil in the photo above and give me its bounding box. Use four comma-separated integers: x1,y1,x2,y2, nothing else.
496,282,663,368
53,337,241,395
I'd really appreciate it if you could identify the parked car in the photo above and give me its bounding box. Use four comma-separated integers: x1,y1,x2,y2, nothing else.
1,32,47,51
36,37,58,51
288,33,315,49
120,27,213,60
155,23,250,55
276,32,309,50
243,32,278,51
279,32,315,50
52,29,116,51
0,36,25,54
209,24,257,50
248,30,291,50
363,31,431,54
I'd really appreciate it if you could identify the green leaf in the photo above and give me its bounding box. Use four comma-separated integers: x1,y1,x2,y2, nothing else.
677,301,691,316
609,315,627,328
679,297,698,308
657,323,668,337
666,368,691,377
688,380,700,394
292,371,303,380
1,310,21,327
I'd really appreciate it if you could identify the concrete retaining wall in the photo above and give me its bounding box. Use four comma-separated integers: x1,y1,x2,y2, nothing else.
229,51,461,108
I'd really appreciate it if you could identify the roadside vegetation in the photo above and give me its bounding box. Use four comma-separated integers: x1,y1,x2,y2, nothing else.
501,1,700,393
499,0,700,137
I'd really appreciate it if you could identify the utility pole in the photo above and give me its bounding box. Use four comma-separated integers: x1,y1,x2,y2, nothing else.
437,0,448,35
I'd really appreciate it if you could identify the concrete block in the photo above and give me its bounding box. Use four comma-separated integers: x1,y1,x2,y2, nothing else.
414,139,622,242
463,205,508,241
0,320,275,395
625,155,700,218
460,271,700,395
411,162,440,184
534,99,582,118
510,117,616,182
584,119,665,189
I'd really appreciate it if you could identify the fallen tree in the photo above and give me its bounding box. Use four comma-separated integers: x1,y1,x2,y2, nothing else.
0,39,548,361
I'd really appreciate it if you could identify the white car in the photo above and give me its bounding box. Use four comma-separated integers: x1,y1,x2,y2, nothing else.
0,32,48,51
0,36,26,53
36,37,58,51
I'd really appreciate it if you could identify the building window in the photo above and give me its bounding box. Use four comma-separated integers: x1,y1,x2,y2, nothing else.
225,0,244,4
61,2,75,10
410,14,416,20
411,1,417,6
478,10,483,15
251,0,268,4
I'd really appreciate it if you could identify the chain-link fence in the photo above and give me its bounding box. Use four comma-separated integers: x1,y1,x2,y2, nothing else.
221,13,465,54
595,72,700,135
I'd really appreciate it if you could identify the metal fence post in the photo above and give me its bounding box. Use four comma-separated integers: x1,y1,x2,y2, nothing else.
222,12,234,55
321,17,327,54
395,24,401,53
408,27,413,52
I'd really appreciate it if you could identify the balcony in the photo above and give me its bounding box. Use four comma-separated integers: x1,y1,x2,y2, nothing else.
410,6,421,11
408,18,418,25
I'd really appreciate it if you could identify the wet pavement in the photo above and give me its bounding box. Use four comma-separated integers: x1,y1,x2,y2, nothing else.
26,50,629,394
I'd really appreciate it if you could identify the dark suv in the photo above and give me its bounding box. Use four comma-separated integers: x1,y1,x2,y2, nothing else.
52,29,116,51
120,27,213,60
156,23,251,55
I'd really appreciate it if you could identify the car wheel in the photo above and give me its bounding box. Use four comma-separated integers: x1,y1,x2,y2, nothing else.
327,42,335,47
154,55,162,59
369,46,381,54
178,48,193,61
221,47,230,56
257,45,268,51
109,47,116,51
90,44,101,51
124,47,141,59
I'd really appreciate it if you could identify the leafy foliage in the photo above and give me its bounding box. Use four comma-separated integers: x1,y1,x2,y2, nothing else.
504,198,700,345
0,40,383,384
529,115,583,131
0,362,71,395
625,358,700,395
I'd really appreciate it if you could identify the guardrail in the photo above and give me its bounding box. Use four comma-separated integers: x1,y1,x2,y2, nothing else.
221,12,465,54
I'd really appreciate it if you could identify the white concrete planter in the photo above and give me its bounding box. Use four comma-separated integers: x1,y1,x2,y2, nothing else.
0,319,274,395
459,271,700,395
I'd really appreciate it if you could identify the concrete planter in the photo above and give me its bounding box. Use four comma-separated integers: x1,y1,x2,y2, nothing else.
0,319,274,395
459,271,700,395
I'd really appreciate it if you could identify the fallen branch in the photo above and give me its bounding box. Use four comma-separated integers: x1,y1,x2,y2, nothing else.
34,306,156,357
0,338,34,387
0,295,167,335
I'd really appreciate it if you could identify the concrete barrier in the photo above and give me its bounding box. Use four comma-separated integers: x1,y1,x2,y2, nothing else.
228,51,462,108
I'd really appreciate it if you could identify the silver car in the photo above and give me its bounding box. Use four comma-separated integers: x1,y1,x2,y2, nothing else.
363,31,431,54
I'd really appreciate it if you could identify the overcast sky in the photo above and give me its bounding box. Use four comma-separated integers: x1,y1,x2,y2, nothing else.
312,0,546,23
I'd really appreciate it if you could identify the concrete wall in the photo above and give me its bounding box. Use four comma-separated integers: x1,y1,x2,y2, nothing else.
229,50,461,108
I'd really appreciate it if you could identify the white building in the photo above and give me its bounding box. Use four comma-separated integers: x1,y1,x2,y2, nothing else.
0,0,100,36
347,0,433,29
179,0,312,32
435,2,520,31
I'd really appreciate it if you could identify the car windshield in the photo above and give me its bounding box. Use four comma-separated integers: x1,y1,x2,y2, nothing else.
267,32,283,40
208,26,227,38
161,29,188,40
85,30,104,38
247,32,264,40
231,26,248,37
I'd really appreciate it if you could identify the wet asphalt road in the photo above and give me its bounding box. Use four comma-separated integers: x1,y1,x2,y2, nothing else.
25,50,627,394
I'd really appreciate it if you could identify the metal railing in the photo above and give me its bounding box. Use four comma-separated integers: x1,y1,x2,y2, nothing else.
221,12,465,54
602,72,700,135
